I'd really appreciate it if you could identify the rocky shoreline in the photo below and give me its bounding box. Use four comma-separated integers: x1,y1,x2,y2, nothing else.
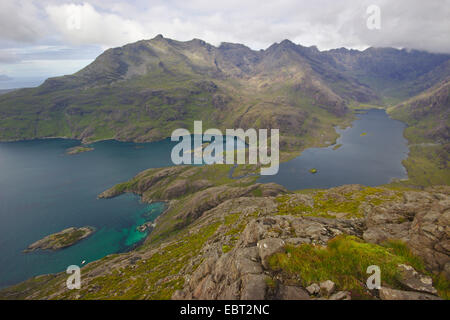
23,226,95,253
3,164,448,300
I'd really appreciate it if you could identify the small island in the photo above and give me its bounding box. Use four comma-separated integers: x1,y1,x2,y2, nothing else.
23,226,95,253
309,168,318,174
66,145,94,155
360,132,367,136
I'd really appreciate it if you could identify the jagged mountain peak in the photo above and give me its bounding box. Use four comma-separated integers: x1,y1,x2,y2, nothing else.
153,34,164,40
1,35,449,144
33,35,450,99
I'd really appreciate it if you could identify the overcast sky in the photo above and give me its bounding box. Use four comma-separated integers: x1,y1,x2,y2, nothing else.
1,0,449,88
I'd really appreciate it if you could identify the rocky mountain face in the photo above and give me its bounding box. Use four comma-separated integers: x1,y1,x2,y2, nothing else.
0,35,449,147
391,79,450,142
1,165,448,300
325,47,450,99
173,184,449,300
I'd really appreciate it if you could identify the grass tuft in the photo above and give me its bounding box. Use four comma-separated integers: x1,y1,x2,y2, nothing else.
268,235,446,299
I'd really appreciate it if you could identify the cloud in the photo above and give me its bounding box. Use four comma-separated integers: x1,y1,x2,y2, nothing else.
0,0,46,43
0,50,20,63
346,0,450,53
38,0,450,53
1,0,450,84
0,74,13,81
45,2,147,47
0,0,449,52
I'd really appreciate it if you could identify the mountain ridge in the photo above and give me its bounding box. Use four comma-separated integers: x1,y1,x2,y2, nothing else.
0,35,448,184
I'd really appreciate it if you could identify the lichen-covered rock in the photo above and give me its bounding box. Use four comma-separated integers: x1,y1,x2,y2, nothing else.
240,220,266,247
320,280,336,296
408,199,450,277
329,291,351,300
291,217,364,245
397,264,438,295
257,238,286,269
241,274,267,300
379,287,442,300
363,189,450,277
275,285,310,300
306,283,320,295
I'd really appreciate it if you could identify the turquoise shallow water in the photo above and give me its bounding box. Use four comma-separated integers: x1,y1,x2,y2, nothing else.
0,138,176,288
0,110,408,288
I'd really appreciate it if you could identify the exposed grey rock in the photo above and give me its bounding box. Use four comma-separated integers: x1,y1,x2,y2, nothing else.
408,200,450,277
397,264,438,295
192,275,217,299
235,255,263,275
240,220,265,247
285,237,312,245
218,280,241,300
171,290,186,300
276,285,310,300
329,291,351,300
290,217,364,245
305,283,320,295
379,287,442,300
363,189,450,277
241,274,267,300
320,280,336,296
444,262,450,276
257,238,286,269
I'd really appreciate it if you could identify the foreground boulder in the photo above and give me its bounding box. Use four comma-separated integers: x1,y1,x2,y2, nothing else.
257,238,285,269
379,287,442,300
397,264,438,295
363,186,450,277
320,280,336,297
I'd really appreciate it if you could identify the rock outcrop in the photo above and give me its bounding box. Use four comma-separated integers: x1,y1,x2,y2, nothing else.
379,287,442,300
23,226,95,252
172,203,365,300
363,186,450,277
172,186,448,300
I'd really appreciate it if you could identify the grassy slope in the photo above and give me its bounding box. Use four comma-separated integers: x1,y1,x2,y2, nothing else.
269,236,449,299
388,80,450,186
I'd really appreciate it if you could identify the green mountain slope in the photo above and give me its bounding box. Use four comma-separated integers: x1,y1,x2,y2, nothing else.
325,47,450,103
2,36,448,150
0,35,449,178
0,36,361,153
389,79,450,185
